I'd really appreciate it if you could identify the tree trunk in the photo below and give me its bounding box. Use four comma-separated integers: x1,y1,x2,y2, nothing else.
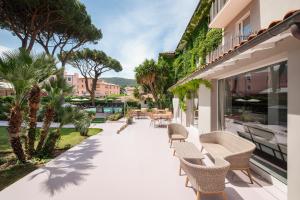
8,105,26,162
90,77,98,107
27,84,41,157
91,92,95,106
41,128,60,157
36,106,55,153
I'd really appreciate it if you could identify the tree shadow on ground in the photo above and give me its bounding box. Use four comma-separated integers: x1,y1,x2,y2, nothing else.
29,138,102,196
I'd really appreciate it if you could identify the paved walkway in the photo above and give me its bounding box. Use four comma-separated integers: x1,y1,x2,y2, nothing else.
0,119,286,200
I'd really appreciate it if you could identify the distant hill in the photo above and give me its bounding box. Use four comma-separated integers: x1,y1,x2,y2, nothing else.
102,77,137,87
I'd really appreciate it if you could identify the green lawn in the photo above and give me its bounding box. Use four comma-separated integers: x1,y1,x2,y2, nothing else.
0,127,102,152
0,127,10,152
57,128,101,149
0,126,102,191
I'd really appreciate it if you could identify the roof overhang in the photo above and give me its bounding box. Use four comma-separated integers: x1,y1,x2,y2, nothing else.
169,10,300,89
159,51,176,58
176,1,208,51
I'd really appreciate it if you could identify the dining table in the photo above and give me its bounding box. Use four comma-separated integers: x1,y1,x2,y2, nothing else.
153,113,172,127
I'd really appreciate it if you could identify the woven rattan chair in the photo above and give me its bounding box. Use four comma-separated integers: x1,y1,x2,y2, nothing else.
168,123,189,148
200,131,256,183
180,157,230,200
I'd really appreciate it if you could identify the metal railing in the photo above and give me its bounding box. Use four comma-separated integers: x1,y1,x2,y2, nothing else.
205,33,255,64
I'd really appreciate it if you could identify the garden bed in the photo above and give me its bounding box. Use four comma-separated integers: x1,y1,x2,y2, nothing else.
0,127,102,191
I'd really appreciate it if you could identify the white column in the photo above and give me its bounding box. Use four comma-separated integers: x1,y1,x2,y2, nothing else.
172,97,179,122
288,48,300,200
198,85,212,134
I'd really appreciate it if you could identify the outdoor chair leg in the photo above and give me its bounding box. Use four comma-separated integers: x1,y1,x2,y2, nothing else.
196,191,201,200
200,146,204,152
246,168,253,184
222,191,228,200
173,149,176,156
150,120,154,127
170,140,173,148
179,167,182,175
185,177,189,187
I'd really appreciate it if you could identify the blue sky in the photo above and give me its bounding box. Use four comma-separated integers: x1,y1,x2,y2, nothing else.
0,0,198,79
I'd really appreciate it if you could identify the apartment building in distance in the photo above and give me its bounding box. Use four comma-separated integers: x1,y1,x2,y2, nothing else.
124,86,135,97
164,1,300,199
64,73,120,97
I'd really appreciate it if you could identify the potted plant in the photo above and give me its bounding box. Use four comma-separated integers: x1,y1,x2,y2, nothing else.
126,109,133,124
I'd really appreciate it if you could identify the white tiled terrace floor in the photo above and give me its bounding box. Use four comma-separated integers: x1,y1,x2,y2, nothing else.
0,119,286,200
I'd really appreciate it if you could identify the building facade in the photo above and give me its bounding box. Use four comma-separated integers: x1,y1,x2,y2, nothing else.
166,1,300,199
0,81,14,96
124,86,135,97
64,73,120,97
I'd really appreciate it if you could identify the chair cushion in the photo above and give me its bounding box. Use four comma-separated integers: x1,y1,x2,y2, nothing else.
202,143,232,158
171,134,186,140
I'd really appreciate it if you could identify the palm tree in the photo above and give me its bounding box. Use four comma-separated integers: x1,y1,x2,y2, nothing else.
41,106,88,157
135,59,159,102
0,50,54,162
36,74,73,153
73,110,93,136
27,54,56,157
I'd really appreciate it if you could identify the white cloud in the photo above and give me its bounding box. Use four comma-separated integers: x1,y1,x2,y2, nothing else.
0,45,11,55
66,0,198,79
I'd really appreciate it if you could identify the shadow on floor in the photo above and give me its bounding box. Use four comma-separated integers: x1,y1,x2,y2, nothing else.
190,187,244,200
29,138,102,196
226,170,272,188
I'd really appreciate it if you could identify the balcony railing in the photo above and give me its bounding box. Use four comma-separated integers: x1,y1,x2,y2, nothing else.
206,32,255,64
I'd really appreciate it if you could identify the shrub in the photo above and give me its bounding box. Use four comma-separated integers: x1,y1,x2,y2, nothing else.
107,113,123,121
74,110,93,136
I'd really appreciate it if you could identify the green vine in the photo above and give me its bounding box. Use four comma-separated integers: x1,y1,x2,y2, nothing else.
170,79,211,111
172,0,223,80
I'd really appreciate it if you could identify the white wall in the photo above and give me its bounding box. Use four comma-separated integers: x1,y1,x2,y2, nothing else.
180,108,186,126
223,0,300,46
198,85,212,134
185,98,194,127
259,0,300,29
287,48,300,200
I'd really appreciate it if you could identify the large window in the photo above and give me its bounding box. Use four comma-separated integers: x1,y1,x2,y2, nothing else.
237,15,252,42
218,61,287,180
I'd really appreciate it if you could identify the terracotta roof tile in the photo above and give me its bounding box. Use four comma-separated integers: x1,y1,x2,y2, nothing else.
283,9,300,20
247,33,257,41
240,40,248,45
170,10,300,88
268,20,282,29
257,28,267,35
234,45,240,49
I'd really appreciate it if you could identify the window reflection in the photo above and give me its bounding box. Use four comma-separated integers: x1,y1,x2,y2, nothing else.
219,61,287,171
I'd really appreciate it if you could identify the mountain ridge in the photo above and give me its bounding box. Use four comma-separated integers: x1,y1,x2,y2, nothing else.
102,77,137,87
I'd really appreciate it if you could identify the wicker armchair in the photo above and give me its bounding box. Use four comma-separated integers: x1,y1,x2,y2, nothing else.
200,131,256,183
180,157,230,200
168,123,189,148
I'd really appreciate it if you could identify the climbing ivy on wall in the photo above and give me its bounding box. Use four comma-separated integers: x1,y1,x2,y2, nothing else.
172,0,223,80
170,79,212,111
